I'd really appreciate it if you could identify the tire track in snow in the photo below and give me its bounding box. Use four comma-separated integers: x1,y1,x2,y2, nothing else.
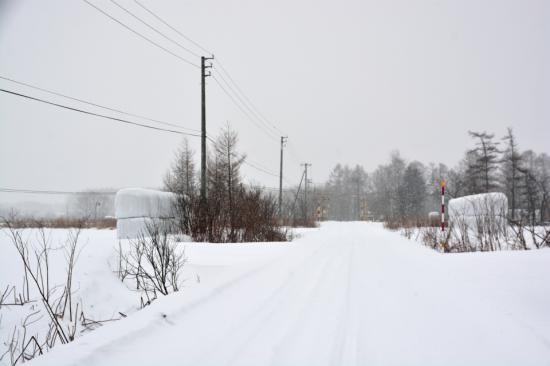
190,242,343,365
228,248,349,366
267,227,356,366
328,236,357,366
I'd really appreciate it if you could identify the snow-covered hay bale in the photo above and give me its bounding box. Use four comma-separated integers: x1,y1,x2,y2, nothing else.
448,192,508,232
116,217,176,240
115,188,176,219
115,188,177,239
448,193,507,218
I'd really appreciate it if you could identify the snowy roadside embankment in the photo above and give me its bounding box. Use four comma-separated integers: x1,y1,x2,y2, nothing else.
0,227,297,365
17,222,550,366
398,222,548,252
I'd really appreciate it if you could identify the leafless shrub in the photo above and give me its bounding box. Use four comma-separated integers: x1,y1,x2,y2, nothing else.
0,286,35,308
3,221,70,345
166,126,289,243
0,218,110,364
390,194,525,252
392,201,549,252
0,310,44,366
417,224,453,252
3,216,115,229
117,220,186,306
289,217,317,228
419,226,439,250
79,312,121,333
175,188,288,243
509,217,550,250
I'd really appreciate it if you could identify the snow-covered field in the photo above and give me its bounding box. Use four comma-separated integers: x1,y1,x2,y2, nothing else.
2,222,550,365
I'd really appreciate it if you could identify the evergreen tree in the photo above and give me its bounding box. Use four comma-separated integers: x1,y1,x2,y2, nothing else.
501,128,523,219
164,138,196,197
350,165,368,220
388,151,406,220
401,162,427,219
325,164,368,220
467,131,501,193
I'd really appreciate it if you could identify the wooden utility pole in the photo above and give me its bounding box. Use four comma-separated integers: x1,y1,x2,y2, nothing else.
290,169,306,225
279,136,288,220
200,55,214,201
301,163,311,222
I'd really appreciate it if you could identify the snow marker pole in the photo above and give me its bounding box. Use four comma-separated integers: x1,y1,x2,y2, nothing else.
441,180,446,231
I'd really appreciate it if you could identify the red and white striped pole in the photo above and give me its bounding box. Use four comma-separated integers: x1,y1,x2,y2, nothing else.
441,180,446,231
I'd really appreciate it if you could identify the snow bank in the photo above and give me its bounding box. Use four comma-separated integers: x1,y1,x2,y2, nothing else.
0,229,140,365
23,223,550,366
115,188,178,239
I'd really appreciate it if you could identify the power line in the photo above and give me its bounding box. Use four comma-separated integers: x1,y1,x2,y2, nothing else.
287,140,305,164
94,0,300,174
133,0,212,55
0,75,200,133
242,159,279,178
0,87,286,191
0,188,116,195
12,2,306,191
82,0,200,69
211,75,278,141
124,0,284,139
212,69,280,139
205,135,290,182
0,88,201,137
253,186,295,193
110,0,202,58
206,135,288,181
0,186,297,196
245,158,278,175
215,58,286,136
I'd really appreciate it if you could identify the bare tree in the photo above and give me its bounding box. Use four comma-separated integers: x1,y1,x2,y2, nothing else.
212,123,246,241
118,220,186,299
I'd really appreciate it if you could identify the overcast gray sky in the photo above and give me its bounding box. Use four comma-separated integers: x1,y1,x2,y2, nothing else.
1,0,549,207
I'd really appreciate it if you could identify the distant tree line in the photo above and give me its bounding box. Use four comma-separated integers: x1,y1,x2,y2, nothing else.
317,128,550,225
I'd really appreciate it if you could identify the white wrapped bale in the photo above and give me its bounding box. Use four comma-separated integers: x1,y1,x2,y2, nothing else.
115,188,176,219
115,188,178,239
448,193,507,218
116,217,176,240
448,192,508,233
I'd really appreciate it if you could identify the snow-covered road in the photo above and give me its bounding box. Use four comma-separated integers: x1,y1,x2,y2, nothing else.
31,222,550,365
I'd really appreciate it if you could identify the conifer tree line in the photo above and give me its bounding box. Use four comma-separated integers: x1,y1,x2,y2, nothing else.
317,129,550,225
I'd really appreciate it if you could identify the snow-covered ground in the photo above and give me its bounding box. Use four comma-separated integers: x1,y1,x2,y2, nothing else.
0,226,300,365
2,222,550,365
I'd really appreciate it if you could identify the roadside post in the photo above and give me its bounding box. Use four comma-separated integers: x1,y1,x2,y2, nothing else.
441,180,446,231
